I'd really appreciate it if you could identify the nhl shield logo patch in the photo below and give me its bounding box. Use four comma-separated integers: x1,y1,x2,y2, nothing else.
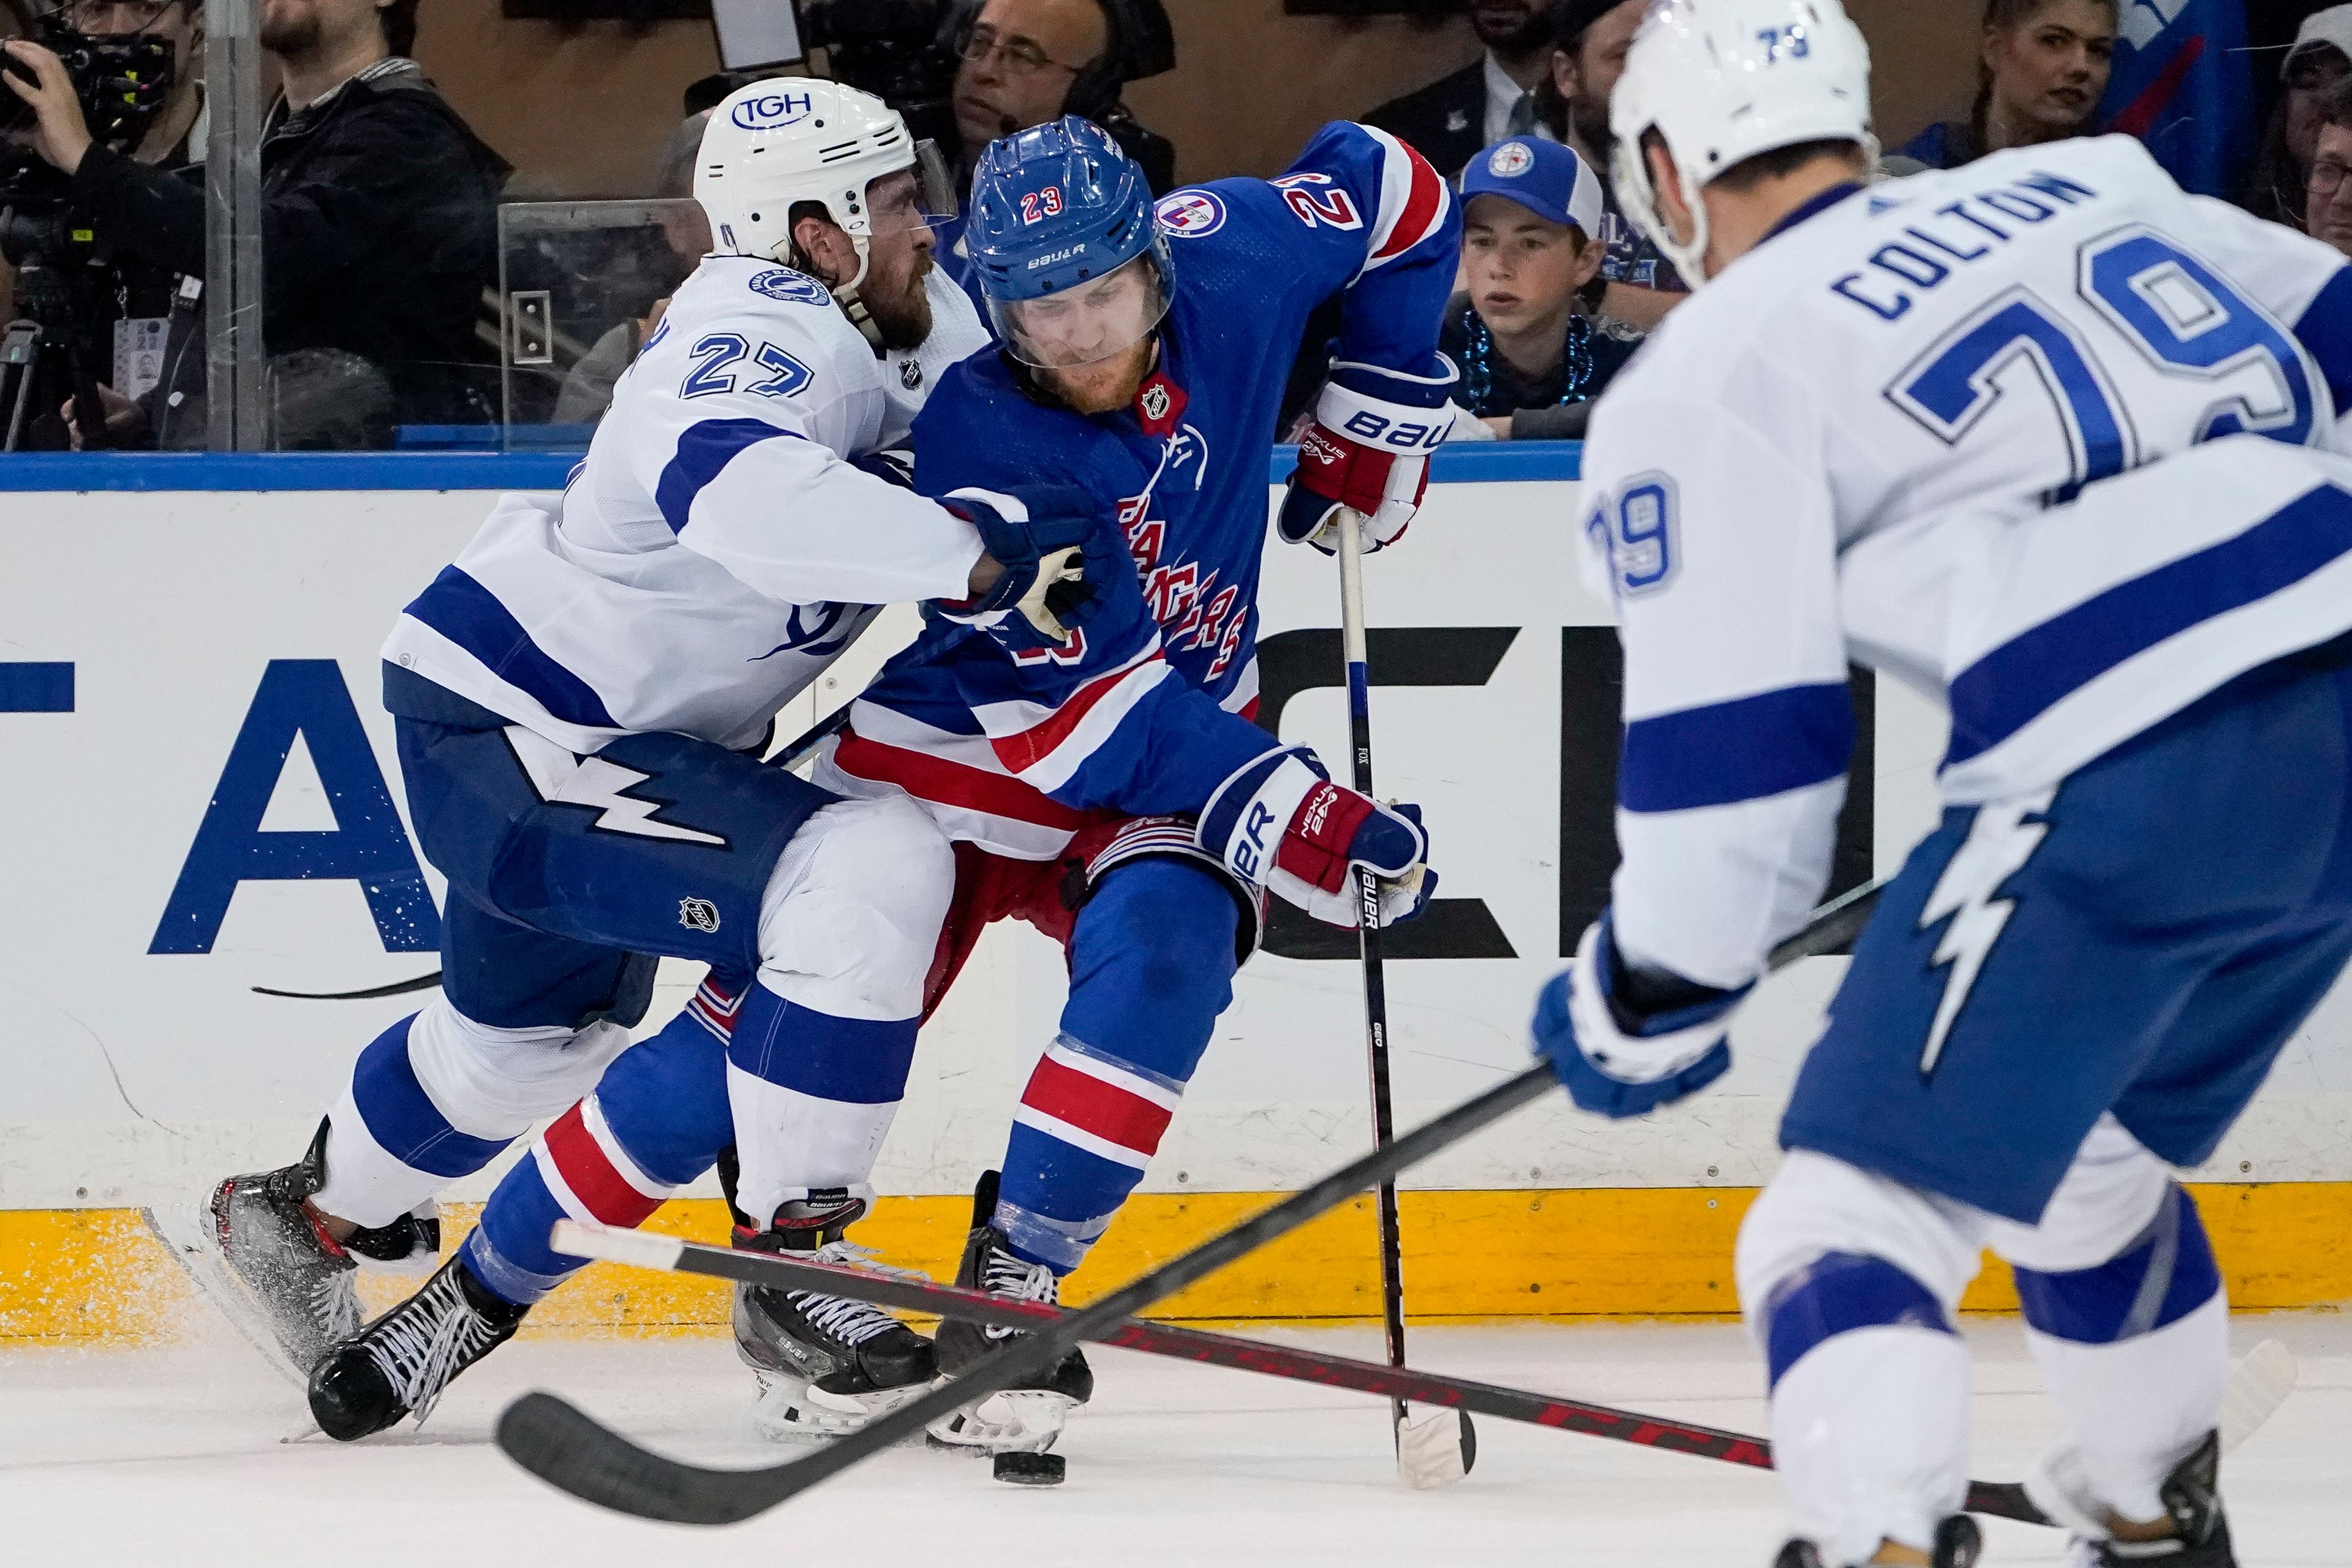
679,898,722,933
1488,141,1536,178
900,358,923,390
1140,382,1171,422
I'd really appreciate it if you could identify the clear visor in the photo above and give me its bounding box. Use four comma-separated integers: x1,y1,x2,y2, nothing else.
987,252,1173,369
862,141,959,237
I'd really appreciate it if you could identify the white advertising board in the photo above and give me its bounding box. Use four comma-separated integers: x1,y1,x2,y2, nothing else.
4,478,2348,1207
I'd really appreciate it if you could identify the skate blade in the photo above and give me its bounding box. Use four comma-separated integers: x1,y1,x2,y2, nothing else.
141,1199,312,1390
750,1378,931,1444
1396,1405,1476,1489
924,1387,1069,1457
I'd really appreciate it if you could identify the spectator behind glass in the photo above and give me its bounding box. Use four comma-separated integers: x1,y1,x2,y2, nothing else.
552,111,714,426
0,1,206,437
2303,78,2352,258
2246,7,2352,232
1899,0,2116,170
1535,0,1683,331
4,0,510,447
935,0,1174,307
1441,137,1638,442
1363,0,1556,178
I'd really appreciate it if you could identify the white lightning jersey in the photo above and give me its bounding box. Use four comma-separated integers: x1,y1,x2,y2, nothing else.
382,258,990,753
1582,136,2352,989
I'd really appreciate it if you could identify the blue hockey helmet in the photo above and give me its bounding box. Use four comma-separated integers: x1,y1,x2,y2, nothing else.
967,116,1175,369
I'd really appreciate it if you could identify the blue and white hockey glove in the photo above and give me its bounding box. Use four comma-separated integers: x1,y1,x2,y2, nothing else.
1199,748,1437,929
936,484,1119,643
1533,914,1748,1120
1277,364,1456,555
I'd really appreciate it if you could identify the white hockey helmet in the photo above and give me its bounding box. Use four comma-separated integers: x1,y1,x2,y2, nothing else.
694,78,956,302
1609,0,1875,287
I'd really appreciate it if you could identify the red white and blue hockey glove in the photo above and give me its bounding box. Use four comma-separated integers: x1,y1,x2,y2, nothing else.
1199,749,1436,929
933,484,1119,643
1534,914,1748,1120
1277,365,1457,555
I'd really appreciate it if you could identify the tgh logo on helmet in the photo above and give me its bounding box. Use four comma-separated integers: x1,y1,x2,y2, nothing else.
731,91,814,131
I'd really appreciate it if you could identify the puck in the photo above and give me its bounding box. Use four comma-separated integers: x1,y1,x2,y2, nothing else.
992,1450,1066,1486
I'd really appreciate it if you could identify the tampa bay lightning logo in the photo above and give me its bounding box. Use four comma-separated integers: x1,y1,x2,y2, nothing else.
1155,189,1227,239
750,602,861,661
749,268,832,307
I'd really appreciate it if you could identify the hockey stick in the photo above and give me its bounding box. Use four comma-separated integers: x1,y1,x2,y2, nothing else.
494,882,1880,1525
1332,505,1467,1487
249,707,855,1001
541,1220,2298,1526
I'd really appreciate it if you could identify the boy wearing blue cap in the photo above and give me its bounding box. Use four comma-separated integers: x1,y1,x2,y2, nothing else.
1444,136,1642,439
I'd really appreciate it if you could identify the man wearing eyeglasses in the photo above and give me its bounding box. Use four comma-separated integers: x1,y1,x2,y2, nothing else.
934,0,1174,312
2306,79,2352,261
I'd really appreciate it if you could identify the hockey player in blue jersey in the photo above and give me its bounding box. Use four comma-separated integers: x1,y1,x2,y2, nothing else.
311,116,1453,1452
1528,2,2352,1566
189,81,1123,1440
806,114,1463,1450
413,116,1459,1455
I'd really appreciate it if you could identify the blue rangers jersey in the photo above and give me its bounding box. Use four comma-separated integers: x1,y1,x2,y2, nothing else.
816,122,1459,851
1580,135,2352,992
382,259,991,754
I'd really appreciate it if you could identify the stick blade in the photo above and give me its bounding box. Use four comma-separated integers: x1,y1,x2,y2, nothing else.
2221,1338,2297,1453
1396,1406,1476,1489
496,1391,769,1526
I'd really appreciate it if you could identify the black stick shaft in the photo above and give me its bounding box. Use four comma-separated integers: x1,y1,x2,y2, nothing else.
497,881,1888,1523
1336,508,1411,1434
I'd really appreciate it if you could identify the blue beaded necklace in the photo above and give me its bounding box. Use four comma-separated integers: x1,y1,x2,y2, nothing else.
1460,309,1600,412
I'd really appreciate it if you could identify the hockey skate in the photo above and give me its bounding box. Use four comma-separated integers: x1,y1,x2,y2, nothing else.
154,1118,439,1383
927,1174,1094,1457
734,1195,937,1441
1772,1515,1981,1568
2044,1431,2236,1568
306,1251,527,1441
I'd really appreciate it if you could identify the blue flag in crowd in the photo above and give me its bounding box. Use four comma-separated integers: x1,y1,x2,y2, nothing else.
2099,0,2256,197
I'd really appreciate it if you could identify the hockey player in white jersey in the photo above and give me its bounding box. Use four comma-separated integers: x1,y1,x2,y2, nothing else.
192,81,1121,1440
1528,3,2352,1566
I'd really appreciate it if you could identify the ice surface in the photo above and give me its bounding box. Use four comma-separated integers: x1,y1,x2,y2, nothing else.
2,1314,2343,1567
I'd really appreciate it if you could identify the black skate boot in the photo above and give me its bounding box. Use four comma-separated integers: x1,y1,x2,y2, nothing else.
733,1191,937,1441
306,1251,527,1441
1773,1515,1981,1568
927,1172,1093,1456
2062,1431,2235,1568
195,1118,438,1379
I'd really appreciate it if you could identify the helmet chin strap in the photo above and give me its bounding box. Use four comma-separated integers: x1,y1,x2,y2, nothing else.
832,236,885,353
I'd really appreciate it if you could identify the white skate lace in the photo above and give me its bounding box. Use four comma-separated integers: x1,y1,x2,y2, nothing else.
784,1240,917,1349
979,1245,1057,1340
361,1268,507,1427
310,1270,362,1344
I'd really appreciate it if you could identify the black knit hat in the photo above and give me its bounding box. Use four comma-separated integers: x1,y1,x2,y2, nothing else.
1550,0,1637,48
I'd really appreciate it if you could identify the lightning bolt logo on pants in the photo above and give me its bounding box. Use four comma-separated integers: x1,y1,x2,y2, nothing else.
1915,788,2056,1078
505,726,728,847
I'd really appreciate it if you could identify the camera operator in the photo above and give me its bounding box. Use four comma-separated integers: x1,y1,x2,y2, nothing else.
3,0,510,447
1,1,200,447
